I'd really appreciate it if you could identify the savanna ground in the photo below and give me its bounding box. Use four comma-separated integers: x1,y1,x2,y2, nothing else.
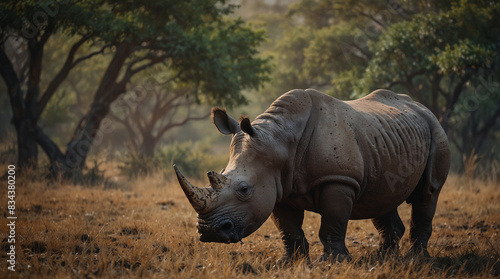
1,163,499,278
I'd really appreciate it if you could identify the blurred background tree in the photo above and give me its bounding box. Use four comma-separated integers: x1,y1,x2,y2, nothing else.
108,66,211,159
257,0,499,173
0,0,270,177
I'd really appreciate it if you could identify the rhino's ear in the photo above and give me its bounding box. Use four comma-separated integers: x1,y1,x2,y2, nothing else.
240,117,255,136
212,108,241,135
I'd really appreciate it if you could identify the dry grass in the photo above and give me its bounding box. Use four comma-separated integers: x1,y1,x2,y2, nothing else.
1,165,499,278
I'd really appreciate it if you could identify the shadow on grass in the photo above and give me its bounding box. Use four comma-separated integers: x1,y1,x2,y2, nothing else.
344,249,500,277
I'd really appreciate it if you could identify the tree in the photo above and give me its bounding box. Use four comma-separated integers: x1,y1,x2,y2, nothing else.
271,0,500,170
355,0,500,169
109,73,210,158
0,0,270,176
275,0,423,97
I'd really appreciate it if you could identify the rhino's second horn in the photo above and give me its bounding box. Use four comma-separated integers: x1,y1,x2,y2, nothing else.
207,171,229,190
173,165,218,213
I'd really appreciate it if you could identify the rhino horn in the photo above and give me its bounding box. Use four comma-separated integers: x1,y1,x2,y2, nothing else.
173,165,218,213
207,171,229,190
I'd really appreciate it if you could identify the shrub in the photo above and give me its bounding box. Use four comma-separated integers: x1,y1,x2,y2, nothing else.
118,153,160,178
119,141,227,179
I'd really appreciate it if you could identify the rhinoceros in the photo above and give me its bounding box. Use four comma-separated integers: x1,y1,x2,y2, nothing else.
174,89,450,263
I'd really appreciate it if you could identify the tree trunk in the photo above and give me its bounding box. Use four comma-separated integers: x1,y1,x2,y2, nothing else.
0,49,38,169
139,132,157,159
34,126,65,176
14,119,39,169
62,43,132,173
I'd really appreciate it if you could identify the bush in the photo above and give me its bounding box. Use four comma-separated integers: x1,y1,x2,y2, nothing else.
118,153,159,178
119,141,227,179
158,141,205,179
69,160,118,188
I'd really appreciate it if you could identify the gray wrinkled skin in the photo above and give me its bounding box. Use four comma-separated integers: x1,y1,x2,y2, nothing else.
175,89,450,264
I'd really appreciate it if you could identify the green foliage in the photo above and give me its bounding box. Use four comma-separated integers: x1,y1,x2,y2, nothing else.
260,0,500,171
119,142,227,179
118,153,158,178
69,160,108,187
0,0,271,108
265,0,417,99
358,0,500,95
271,26,315,94
159,142,208,179
175,18,272,107
431,40,496,75
353,0,500,171
1,0,272,175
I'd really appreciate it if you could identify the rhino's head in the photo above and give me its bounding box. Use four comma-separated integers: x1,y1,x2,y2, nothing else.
174,108,284,243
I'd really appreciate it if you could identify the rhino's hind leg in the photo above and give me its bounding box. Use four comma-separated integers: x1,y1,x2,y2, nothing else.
406,122,449,257
318,183,356,262
408,194,439,257
272,204,309,266
372,208,405,254
408,133,448,257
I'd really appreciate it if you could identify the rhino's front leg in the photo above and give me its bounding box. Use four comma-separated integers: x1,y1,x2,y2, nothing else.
272,203,309,266
318,183,355,262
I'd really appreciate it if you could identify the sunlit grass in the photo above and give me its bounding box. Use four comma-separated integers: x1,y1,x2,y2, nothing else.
0,165,498,278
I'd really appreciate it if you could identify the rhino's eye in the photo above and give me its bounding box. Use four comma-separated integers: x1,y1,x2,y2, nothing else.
239,186,250,194
235,182,253,200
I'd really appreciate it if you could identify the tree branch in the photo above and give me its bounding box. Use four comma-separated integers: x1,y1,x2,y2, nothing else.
450,133,464,154
430,74,442,117
34,125,64,168
354,8,387,30
92,43,133,106
0,48,25,120
388,69,428,106
71,43,111,66
107,113,140,153
129,53,167,77
155,110,210,142
36,36,91,117
39,19,56,46
133,101,147,135
25,20,56,119
348,42,372,60
447,69,474,111
114,52,166,97
149,88,188,126
474,108,500,152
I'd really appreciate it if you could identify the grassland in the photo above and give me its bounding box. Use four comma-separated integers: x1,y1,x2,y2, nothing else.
0,165,499,278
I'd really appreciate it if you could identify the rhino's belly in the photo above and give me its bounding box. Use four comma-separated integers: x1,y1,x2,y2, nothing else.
285,155,427,219
349,165,426,219
350,190,412,220
282,178,420,219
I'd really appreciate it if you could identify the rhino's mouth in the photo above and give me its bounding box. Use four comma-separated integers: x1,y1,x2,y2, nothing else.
197,218,244,243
